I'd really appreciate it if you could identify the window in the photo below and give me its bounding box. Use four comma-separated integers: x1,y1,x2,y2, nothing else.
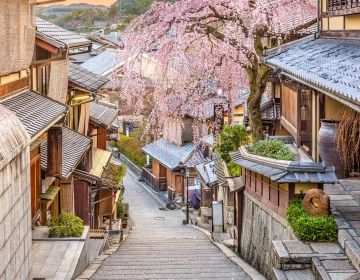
30,147,41,221
328,0,360,11
36,65,50,95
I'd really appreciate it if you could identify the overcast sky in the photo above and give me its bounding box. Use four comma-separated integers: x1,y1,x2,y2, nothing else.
48,0,116,6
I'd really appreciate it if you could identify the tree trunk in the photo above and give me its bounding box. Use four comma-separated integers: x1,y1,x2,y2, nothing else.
246,64,270,142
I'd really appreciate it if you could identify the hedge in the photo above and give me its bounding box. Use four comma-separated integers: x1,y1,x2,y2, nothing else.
117,135,146,167
48,212,84,238
286,199,338,242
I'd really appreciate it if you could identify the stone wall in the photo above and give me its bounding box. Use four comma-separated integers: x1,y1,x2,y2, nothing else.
0,106,32,279
240,192,295,279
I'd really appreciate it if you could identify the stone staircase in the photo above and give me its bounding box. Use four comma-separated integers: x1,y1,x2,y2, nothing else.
271,240,358,280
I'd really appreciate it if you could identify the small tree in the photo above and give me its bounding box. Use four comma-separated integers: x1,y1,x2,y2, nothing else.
219,125,249,162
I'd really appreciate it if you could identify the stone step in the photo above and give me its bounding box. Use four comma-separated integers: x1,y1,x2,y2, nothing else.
273,268,315,280
312,257,357,280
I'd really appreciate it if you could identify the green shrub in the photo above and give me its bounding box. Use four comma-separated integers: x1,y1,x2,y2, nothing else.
117,135,146,167
250,139,294,160
219,125,249,162
117,196,128,221
48,213,84,238
286,199,338,242
227,161,241,177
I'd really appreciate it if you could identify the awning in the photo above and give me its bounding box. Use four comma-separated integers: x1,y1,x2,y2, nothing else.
0,90,68,140
41,127,92,179
41,186,60,201
89,148,112,178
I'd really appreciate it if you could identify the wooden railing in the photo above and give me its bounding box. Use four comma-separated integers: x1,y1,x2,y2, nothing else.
141,167,167,192
328,0,360,11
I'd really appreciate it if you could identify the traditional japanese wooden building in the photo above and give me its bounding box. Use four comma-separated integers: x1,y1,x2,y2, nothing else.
265,0,360,176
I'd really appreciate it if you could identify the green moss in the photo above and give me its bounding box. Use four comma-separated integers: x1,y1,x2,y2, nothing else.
286,199,338,242
48,213,84,238
249,139,294,161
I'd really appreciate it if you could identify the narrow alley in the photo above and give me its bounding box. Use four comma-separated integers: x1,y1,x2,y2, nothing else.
91,170,251,279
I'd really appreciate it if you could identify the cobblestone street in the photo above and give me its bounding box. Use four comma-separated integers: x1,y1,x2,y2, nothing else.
91,170,251,279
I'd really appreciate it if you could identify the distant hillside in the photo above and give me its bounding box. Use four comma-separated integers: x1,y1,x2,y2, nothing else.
37,3,109,17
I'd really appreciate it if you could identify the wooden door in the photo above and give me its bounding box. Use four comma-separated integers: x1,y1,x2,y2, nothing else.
175,175,184,197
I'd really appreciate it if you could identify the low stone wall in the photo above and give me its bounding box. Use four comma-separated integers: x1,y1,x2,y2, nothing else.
240,191,295,279
32,226,91,279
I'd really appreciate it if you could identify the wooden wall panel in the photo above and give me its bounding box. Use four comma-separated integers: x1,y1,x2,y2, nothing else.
97,127,107,150
74,180,89,225
281,84,298,131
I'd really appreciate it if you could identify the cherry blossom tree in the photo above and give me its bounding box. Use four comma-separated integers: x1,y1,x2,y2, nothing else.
119,0,317,141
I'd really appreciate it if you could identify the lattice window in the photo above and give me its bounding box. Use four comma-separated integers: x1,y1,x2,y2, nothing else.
328,0,360,11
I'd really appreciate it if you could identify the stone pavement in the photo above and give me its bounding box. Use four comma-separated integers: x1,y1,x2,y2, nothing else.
324,180,360,273
91,170,253,280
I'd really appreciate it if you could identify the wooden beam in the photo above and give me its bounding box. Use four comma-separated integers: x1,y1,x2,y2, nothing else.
35,38,59,54
0,78,29,98
32,0,66,6
47,125,62,177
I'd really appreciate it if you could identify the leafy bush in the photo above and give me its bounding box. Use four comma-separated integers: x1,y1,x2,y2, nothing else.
219,125,249,162
117,196,128,221
48,213,84,238
286,199,338,242
117,135,146,167
249,139,294,160
227,161,241,177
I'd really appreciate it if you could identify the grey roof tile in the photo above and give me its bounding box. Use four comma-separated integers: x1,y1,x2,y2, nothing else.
40,126,92,178
36,17,91,48
213,154,228,187
196,161,217,186
0,90,67,138
69,63,109,92
142,139,196,170
266,38,360,110
90,101,119,128
81,50,119,76
230,151,337,183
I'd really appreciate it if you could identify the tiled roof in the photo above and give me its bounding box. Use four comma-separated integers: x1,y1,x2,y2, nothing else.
213,154,228,187
265,37,360,111
89,147,112,178
143,139,195,170
196,161,217,186
230,150,337,184
70,52,98,64
36,17,91,49
41,126,92,179
69,63,109,93
81,50,119,76
101,161,124,190
0,90,67,138
90,102,119,128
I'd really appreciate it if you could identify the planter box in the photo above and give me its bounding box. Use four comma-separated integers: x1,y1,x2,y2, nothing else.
32,226,90,280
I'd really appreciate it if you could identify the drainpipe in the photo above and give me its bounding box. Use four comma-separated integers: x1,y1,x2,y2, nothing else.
317,0,321,36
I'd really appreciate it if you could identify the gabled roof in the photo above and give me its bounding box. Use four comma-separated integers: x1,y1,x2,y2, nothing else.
0,90,67,139
142,139,197,170
69,63,109,93
90,101,119,128
196,161,218,186
81,50,120,76
230,147,337,184
265,37,360,112
40,126,92,179
36,17,91,49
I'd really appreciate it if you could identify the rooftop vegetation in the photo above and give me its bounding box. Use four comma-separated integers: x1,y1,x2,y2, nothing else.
249,139,294,161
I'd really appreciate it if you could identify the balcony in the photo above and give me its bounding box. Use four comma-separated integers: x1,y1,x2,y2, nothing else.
327,0,360,15
141,167,167,192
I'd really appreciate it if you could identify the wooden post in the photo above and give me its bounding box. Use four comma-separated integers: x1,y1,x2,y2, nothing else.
47,125,62,177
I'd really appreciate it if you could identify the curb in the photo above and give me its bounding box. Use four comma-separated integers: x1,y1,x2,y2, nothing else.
76,235,128,279
190,225,266,280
